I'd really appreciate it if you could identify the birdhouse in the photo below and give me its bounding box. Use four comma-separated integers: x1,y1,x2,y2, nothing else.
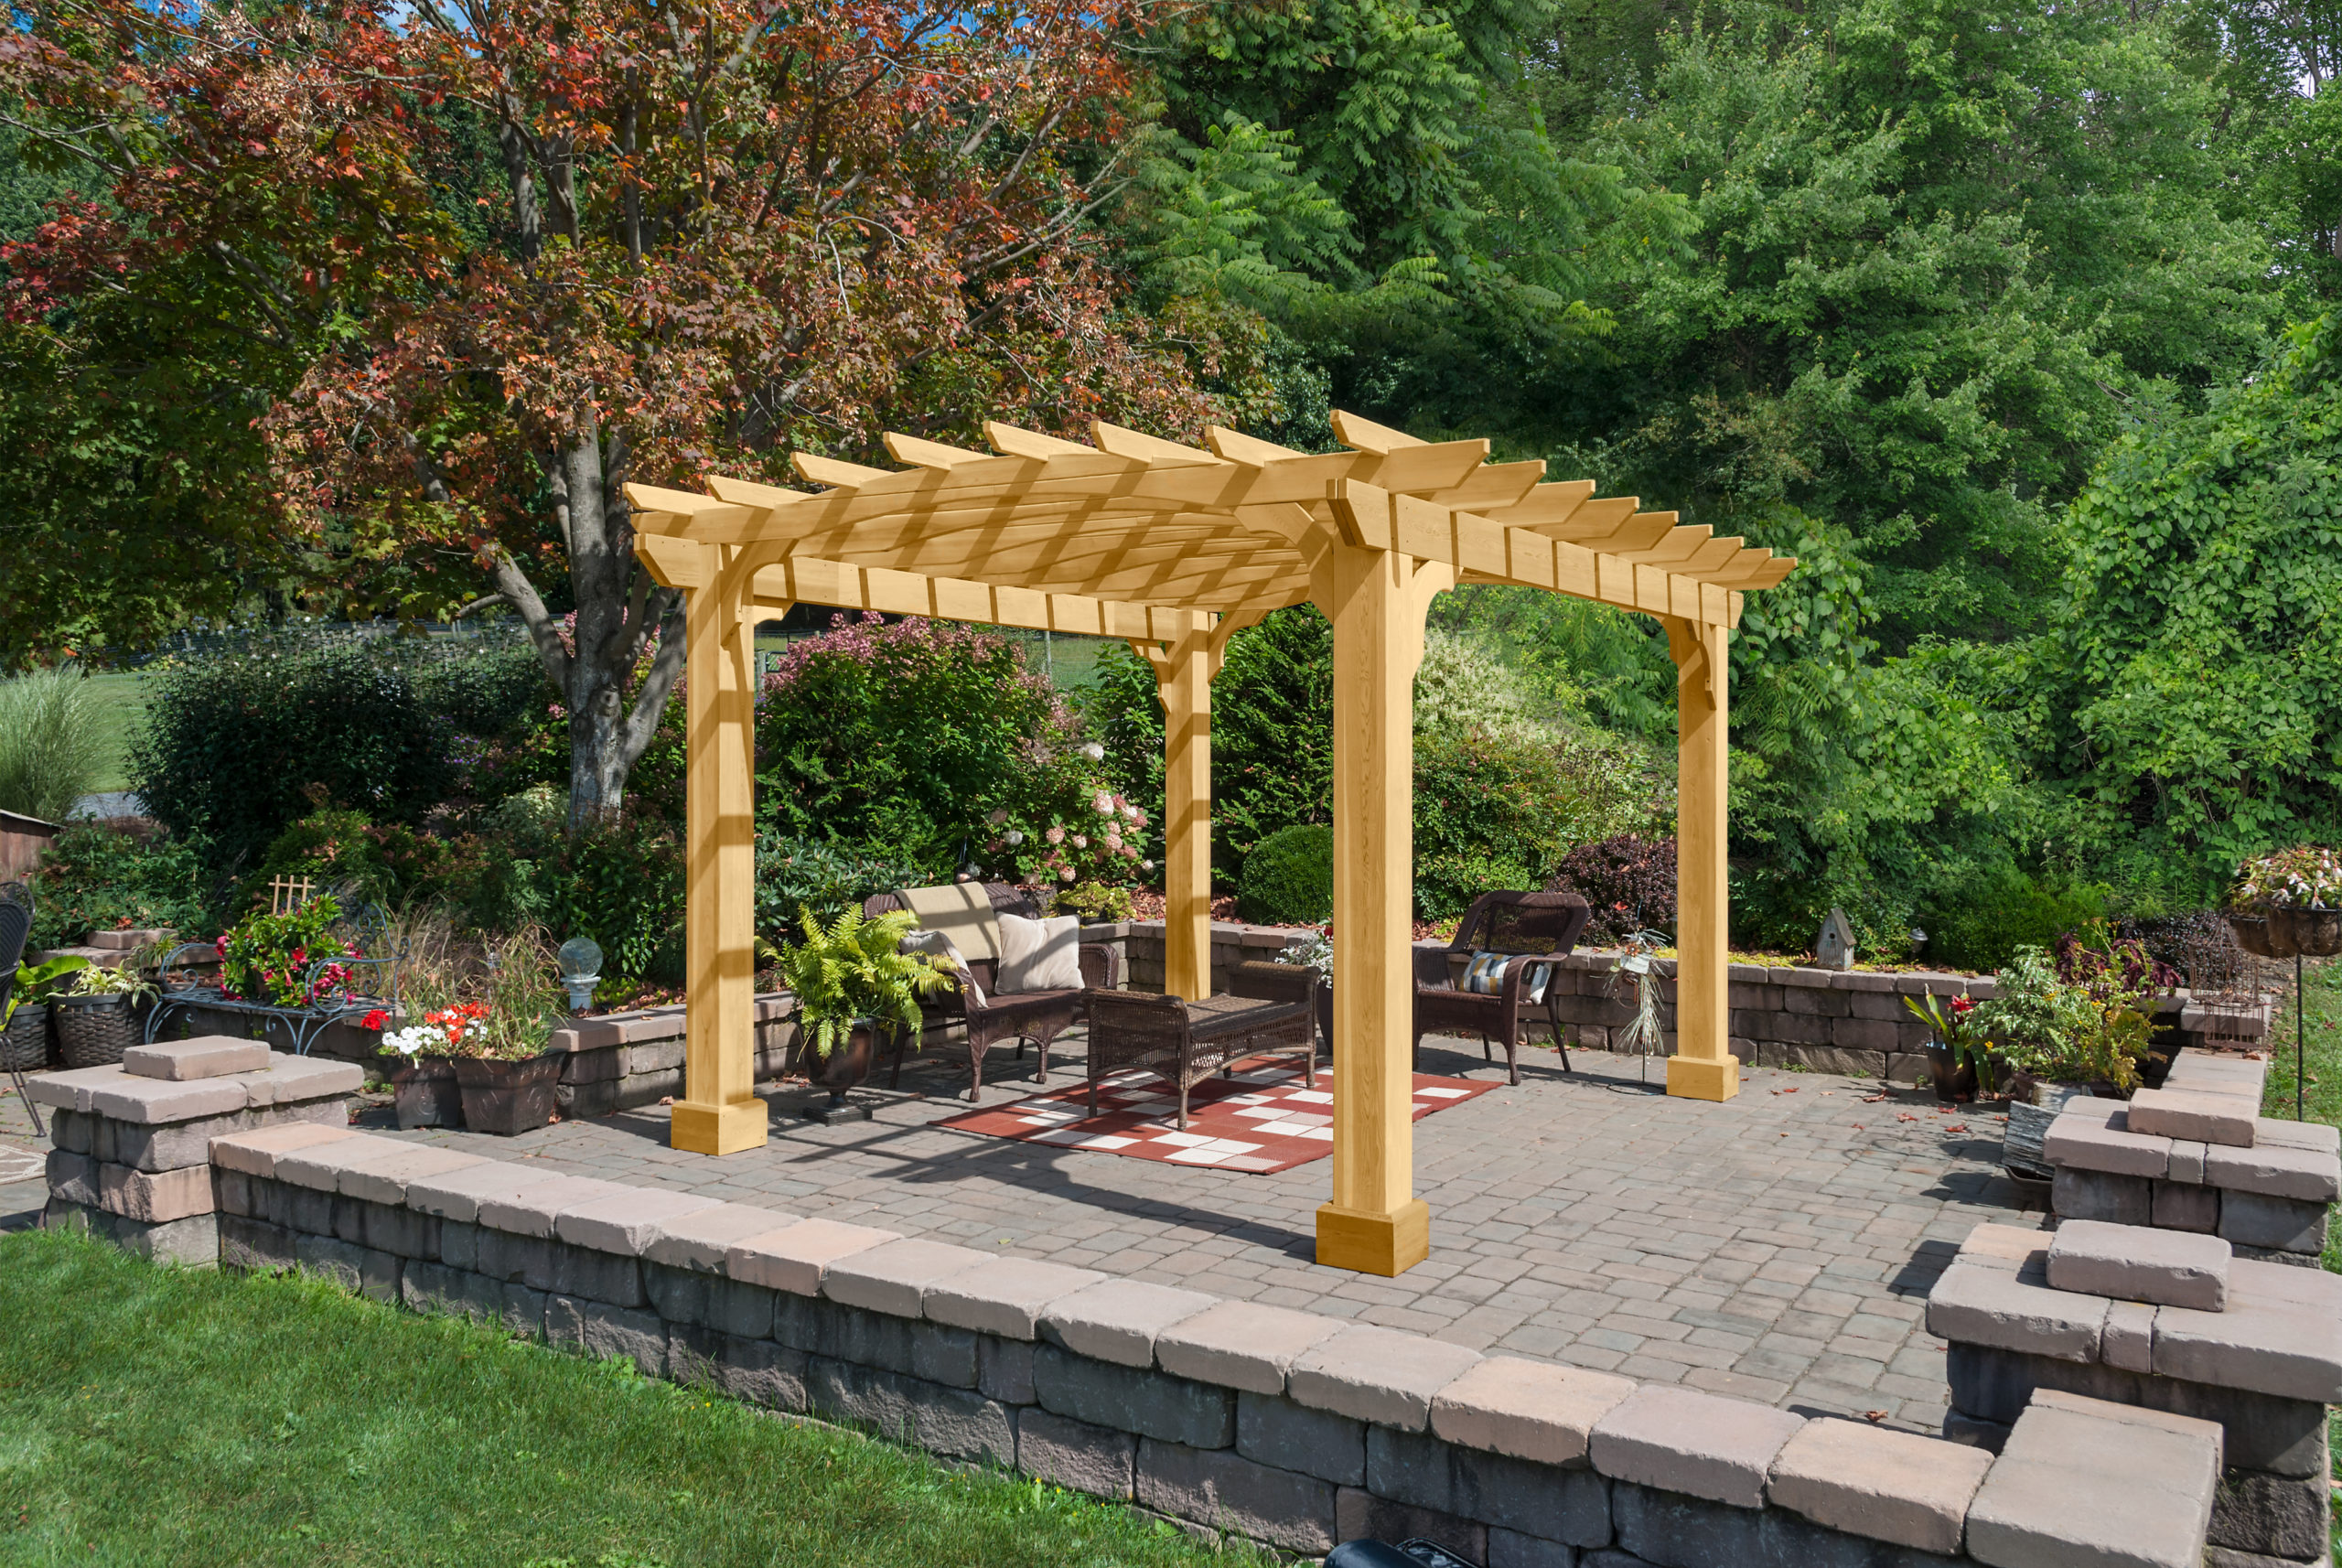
1815,908,1857,971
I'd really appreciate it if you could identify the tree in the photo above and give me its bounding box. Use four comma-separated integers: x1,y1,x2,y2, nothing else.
2056,315,2342,878
0,0,1222,822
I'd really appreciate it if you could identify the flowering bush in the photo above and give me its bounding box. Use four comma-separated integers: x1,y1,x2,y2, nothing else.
756,614,1137,886
2231,845,2342,909
216,897,359,1008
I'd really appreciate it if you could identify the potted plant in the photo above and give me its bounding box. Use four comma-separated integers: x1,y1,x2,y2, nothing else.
53,952,161,1069
1053,882,1135,925
216,897,360,1008
3,954,91,1071
1979,942,2155,1181
2227,845,2342,959
382,929,564,1135
1904,990,1998,1103
1271,925,1336,1052
767,905,949,1112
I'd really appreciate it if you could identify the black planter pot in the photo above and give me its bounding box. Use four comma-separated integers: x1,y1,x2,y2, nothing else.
0,1002,49,1072
820,1023,877,1104
391,1058,464,1130
1922,1040,1978,1104
451,1053,563,1135
55,993,142,1069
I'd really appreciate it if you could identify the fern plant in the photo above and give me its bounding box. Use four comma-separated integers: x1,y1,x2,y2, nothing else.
766,905,950,1060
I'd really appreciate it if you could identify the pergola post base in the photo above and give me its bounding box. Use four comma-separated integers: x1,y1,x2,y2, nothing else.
1315,1198,1430,1276
1665,1056,1740,1103
671,1098,768,1155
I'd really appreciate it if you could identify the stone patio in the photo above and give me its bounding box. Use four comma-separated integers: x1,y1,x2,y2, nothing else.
163,1031,2022,1434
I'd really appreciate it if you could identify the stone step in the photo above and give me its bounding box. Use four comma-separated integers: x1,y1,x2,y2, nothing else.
2046,1219,2230,1311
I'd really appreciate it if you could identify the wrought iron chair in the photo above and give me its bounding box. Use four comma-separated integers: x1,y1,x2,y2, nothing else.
1412,890,1593,1084
0,883,43,1135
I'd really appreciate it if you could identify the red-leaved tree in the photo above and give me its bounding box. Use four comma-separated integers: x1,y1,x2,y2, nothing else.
0,0,1225,824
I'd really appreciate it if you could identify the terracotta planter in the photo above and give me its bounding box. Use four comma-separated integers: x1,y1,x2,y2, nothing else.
391,1058,464,1130
451,1052,563,1136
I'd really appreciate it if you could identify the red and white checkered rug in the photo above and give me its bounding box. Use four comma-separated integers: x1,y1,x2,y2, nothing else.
934,1058,1499,1173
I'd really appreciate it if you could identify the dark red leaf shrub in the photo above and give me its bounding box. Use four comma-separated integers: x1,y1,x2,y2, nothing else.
1546,833,1677,945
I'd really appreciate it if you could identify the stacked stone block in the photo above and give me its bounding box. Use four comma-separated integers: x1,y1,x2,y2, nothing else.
207,1132,2223,1568
32,1036,360,1265
1108,921,2268,1080
2043,1055,2339,1264
1928,1217,2339,1566
543,993,797,1117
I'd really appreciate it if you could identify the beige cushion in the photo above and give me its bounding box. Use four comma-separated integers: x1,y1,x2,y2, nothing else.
897,882,1001,962
994,912,1082,993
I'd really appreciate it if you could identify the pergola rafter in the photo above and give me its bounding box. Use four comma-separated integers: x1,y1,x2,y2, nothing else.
626,411,1796,1277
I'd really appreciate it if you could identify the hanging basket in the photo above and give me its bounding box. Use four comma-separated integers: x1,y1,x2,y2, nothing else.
54,993,143,1069
2228,908,2342,961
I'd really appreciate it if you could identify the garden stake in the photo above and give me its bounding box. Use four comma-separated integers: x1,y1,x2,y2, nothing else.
2298,951,2306,1121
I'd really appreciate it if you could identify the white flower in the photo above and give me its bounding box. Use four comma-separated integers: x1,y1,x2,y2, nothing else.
1080,742,1105,761
1122,804,1140,822
1004,830,1025,847
1058,865,1077,882
1092,791,1113,815
1141,860,1155,872
1071,834,1088,849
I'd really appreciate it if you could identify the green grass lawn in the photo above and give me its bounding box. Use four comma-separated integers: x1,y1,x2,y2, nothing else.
78,671,151,796
2253,956,2342,1556
0,1230,1265,1568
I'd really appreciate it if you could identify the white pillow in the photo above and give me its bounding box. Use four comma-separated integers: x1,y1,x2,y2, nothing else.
898,929,983,1008
994,912,1082,993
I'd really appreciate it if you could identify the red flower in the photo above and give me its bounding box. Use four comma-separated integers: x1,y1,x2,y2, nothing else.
360,1009,388,1031
1949,995,1975,1015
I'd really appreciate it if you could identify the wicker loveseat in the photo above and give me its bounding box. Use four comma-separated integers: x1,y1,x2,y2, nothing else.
1413,889,1593,1084
861,882,1120,1100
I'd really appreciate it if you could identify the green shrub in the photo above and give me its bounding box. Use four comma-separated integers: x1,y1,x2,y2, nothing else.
27,822,215,948
132,643,457,874
1237,823,1333,925
1927,868,2110,972
1413,728,1582,922
0,668,107,822
757,614,1129,885
756,835,926,940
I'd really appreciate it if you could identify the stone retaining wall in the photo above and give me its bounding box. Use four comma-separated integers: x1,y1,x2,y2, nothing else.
30,1038,362,1264
1103,921,2271,1082
2042,1052,2339,1266
178,1127,2220,1568
1927,1218,2338,1567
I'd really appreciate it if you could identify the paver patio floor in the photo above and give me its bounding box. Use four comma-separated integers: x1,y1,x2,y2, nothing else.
352,1034,2027,1434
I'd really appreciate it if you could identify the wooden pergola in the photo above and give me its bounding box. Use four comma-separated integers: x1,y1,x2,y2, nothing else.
625,411,1795,1277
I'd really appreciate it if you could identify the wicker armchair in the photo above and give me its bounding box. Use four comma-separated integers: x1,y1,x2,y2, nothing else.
862,882,1120,1100
1413,890,1593,1084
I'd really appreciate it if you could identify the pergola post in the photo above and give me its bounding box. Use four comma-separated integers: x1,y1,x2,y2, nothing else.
1664,616,1738,1102
1315,532,1446,1276
1143,630,1213,1001
672,547,770,1155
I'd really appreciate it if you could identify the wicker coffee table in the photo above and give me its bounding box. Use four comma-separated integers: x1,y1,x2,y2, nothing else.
1084,991,1316,1128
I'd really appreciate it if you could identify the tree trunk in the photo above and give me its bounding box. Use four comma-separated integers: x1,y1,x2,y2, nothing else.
485,408,686,835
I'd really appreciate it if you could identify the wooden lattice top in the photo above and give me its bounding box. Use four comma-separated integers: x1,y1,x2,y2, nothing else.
624,410,1795,632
